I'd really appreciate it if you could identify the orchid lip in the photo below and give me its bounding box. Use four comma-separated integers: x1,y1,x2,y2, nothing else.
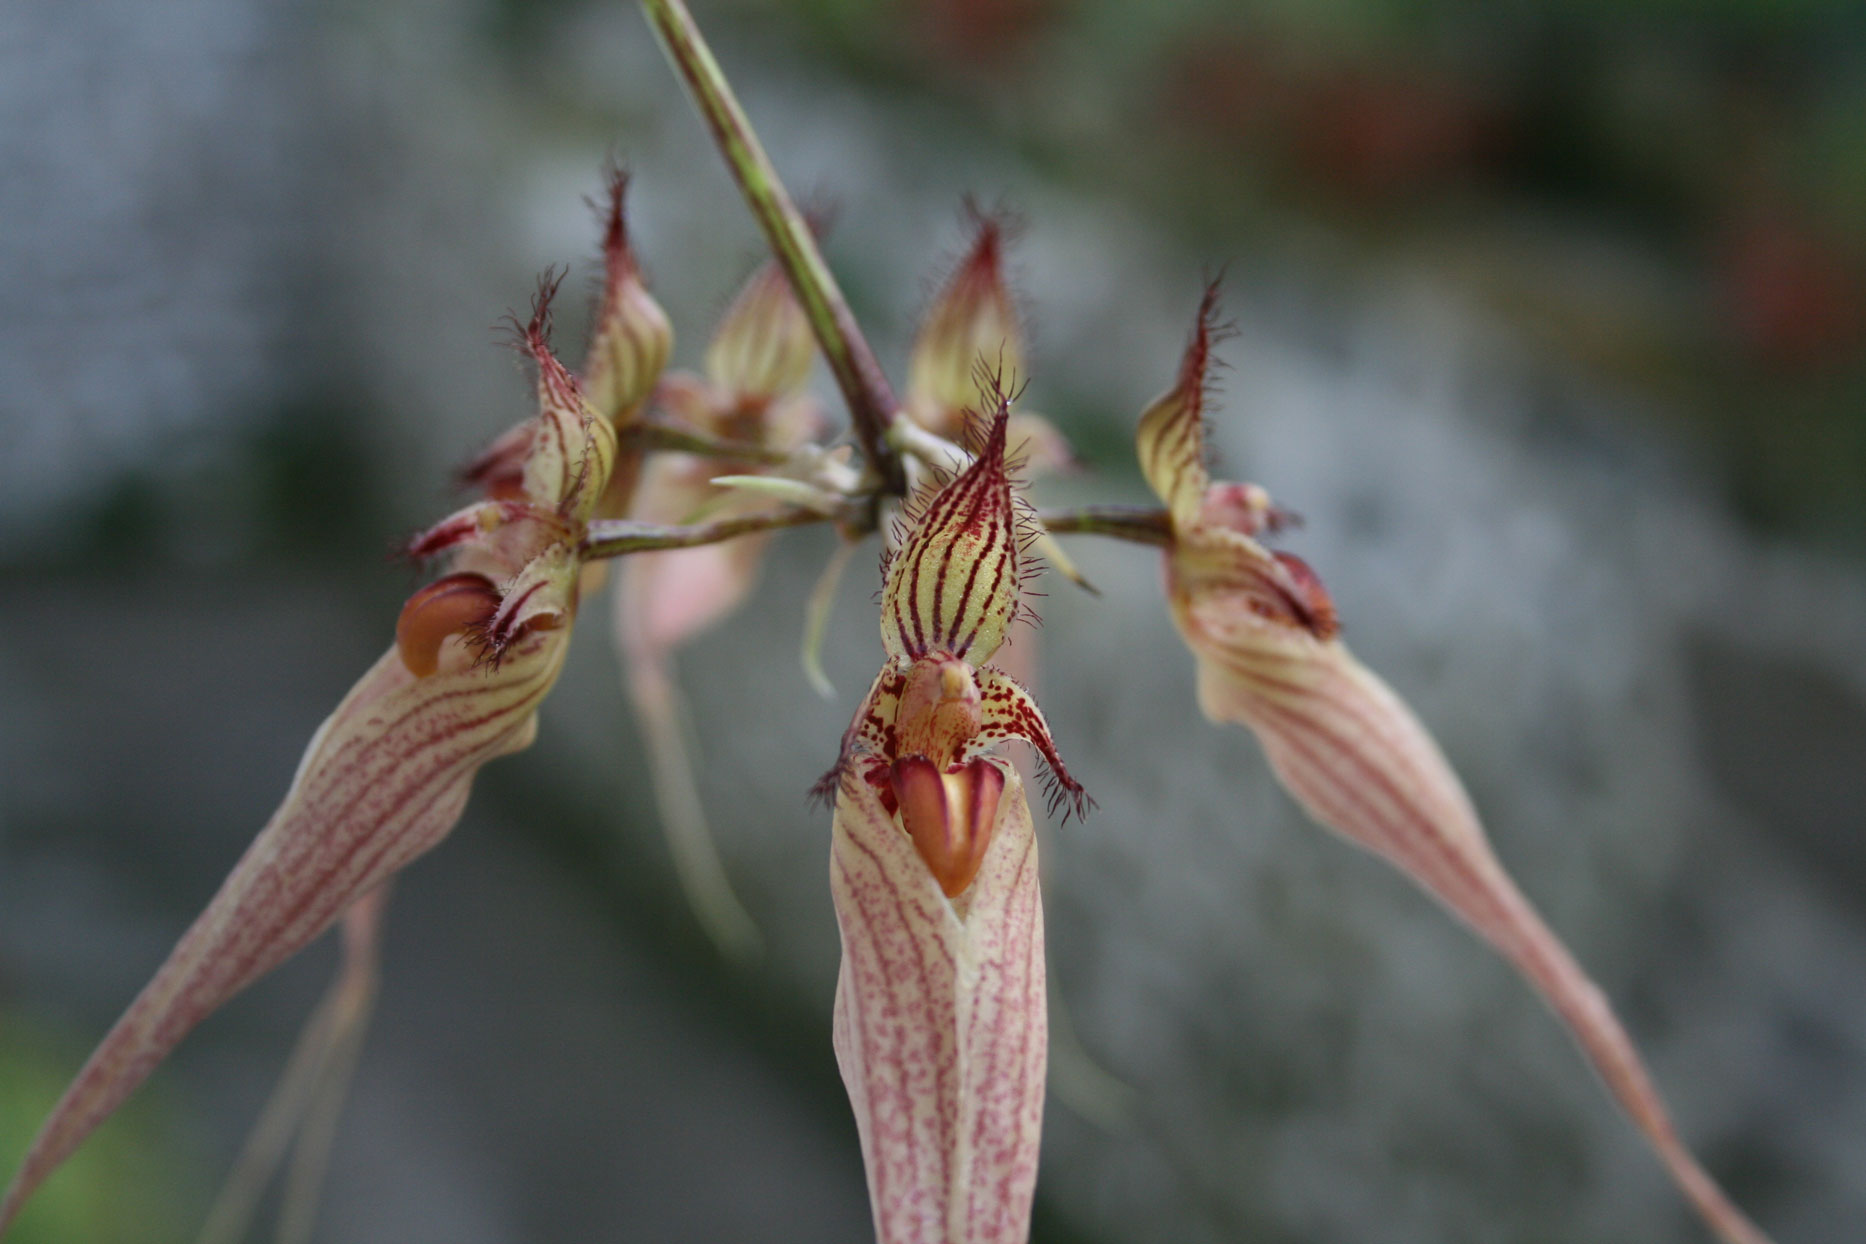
890,755,1006,899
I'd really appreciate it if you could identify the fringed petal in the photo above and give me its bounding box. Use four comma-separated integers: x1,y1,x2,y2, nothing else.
967,667,1089,822
829,766,1046,1244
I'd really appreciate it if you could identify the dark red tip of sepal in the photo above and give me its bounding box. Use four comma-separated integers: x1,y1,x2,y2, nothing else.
599,165,634,275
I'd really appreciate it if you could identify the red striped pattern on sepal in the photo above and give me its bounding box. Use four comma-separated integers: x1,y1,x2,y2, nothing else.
880,403,1021,666
1169,573,1772,1244
581,168,672,426
518,283,618,523
0,623,569,1234
1136,280,1222,530
829,763,1046,1244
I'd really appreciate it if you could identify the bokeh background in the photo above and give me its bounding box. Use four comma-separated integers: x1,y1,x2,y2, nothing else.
3,1,1865,1241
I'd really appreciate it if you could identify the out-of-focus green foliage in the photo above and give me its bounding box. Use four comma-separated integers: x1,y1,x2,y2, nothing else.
0,1018,195,1244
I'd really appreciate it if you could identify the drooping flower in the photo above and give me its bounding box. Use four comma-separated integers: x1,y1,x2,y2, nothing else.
616,257,827,676
1136,283,1773,1244
0,282,622,1235
611,256,832,958
820,400,1088,1244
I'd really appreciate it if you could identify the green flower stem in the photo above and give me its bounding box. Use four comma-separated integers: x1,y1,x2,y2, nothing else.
1036,505,1175,546
639,0,907,497
581,509,836,560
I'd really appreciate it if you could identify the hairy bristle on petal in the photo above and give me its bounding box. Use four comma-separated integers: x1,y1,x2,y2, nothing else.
967,667,1090,822
880,402,1020,665
1136,281,1225,529
598,166,634,276
829,767,1046,1244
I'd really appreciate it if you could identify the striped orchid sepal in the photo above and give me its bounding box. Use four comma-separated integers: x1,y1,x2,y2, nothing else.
1139,283,1773,1244
821,398,1086,1244
0,285,613,1236
582,168,673,431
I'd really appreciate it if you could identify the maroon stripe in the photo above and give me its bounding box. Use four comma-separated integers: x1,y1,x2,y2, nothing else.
220,675,552,996
1251,699,1510,932
836,807,956,1208
955,537,1009,658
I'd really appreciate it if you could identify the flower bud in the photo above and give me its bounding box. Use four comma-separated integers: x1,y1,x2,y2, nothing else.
704,260,816,402
582,170,672,424
907,209,1021,435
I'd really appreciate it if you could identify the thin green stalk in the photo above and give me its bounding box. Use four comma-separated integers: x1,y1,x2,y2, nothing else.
639,0,907,496
1037,505,1175,546
582,509,835,559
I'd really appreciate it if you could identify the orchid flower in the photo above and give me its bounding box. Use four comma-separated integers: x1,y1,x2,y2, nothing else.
818,400,1089,1244
1136,283,1772,1244
0,263,658,1235
611,255,833,958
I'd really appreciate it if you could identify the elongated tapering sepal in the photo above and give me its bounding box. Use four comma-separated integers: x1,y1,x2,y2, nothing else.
0,626,567,1233
1141,282,1772,1243
829,765,1046,1244
1172,599,1771,1244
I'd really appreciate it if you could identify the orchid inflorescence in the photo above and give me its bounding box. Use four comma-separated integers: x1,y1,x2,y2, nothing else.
1,2,1777,1243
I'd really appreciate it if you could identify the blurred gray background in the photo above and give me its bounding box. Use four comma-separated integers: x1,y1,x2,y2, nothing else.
3,1,1864,1242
